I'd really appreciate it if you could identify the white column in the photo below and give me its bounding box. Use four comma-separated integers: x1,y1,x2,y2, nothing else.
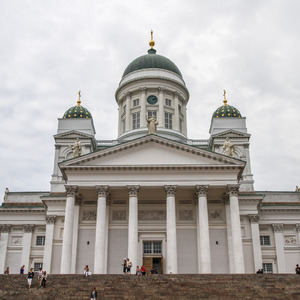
94,185,108,274
272,223,286,273
165,185,178,274
104,196,110,273
140,88,147,128
21,225,34,273
248,215,262,272
196,185,211,273
127,185,139,272
71,199,80,274
225,199,234,273
228,185,245,273
43,216,56,274
0,225,11,274
61,185,77,274
125,92,131,132
173,92,179,131
158,87,165,127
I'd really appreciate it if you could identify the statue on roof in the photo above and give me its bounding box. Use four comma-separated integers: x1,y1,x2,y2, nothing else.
223,137,235,157
296,186,300,192
71,138,82,158
146,116,158,134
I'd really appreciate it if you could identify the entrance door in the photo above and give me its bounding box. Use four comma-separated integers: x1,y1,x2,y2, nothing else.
142,256,163,274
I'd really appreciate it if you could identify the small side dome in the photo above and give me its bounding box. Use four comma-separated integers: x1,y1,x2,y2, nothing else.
63,91,92,119
212,90,241,118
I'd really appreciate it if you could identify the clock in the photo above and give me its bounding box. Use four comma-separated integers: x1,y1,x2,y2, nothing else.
147,95,158,105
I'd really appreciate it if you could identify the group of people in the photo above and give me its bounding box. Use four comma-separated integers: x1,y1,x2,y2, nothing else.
27,267,47,288
122,258,132,274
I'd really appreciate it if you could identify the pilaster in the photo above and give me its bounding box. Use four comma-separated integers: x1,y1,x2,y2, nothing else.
248,214,262,272
272,223,286,273
21,224,34,273
0,225,11,274
43,215,57,273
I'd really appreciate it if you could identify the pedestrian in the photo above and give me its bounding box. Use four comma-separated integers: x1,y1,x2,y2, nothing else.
90,287,98,299
122,258,127,274
20,265,25,274
27,268,34,288
84,265,91,276
37,267,43,286
126,258,132,274
136,265,141,276
295,264,300,274
41,271,47,288
141,265,146,276
4,267,9,274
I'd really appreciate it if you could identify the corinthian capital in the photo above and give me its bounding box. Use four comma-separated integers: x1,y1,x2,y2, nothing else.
272,223,283,232
65,185,78,197
46,215,57,224
196,185,208,196
248,214,259,223
165,185,177,197
0,224,11,233
23,224,34,233
227,184,240,197
296,224,300,232
127,185,140,197
96,185,109,197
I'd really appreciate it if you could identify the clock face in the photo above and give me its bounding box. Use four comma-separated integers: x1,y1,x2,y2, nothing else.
147,95,158,105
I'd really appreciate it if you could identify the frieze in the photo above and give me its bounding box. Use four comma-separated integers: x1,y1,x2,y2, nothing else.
178,210,193,221
0,224,11,233
9,236,22,246
127,186,139,197
209,210,223,220
23,224,34,232
139,210,166,221
82,211,97,221
285,236,297,246
112,210,126,221
165,185,177,197
272,224,283,232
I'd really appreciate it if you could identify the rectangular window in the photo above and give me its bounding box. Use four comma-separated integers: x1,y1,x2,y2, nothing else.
179,118,183,133
133,99,139,106
262,263,273,274
34,263,43,272
143,241,162,254
260,236,270,246
148,110,157,119
36,236,45,246
132,112,140,129
165,112,172,129
166,99,172,106
123,105,126,113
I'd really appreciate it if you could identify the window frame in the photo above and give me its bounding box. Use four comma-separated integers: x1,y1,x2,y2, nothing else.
260,235,271,246
143,241,162,255
165,99,172,106
36,236,45,246
262,263,273,274
133,99,139,107
147,110,157,119
132,112,140,129
165,112,173,129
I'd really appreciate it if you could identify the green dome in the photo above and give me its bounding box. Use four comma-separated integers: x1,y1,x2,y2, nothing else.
122,48,182,78
63,104,92,119
213,104,242,118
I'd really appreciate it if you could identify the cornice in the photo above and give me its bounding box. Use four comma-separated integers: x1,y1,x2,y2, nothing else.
0,207,45,213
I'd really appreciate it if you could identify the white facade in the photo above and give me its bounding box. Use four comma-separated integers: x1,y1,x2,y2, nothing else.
1,42,300,275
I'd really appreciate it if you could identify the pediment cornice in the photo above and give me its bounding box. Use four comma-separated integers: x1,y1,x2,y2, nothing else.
54,130,94,140
211,129,251,139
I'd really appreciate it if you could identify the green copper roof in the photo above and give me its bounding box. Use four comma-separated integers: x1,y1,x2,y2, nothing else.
122,48,182,78
213,104,242,118
63,105,92,119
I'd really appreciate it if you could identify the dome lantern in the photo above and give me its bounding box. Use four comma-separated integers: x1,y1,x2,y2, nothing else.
63,91,92,119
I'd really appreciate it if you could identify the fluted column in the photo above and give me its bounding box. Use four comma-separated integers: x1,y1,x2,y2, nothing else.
71,198,81,274
104,195,111,273
94,185,109,274
227,184,244,273
61,185,77,274
224,197,234,273
272,223,286,273
0,225,11,274
248,215,262,272
43,216,56,273
21,224,34,273
158,87,165,127
196,185,211,273
165,185,178,274
127,185,139,272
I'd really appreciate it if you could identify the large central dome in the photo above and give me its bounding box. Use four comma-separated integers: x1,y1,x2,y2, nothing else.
122,48,182,78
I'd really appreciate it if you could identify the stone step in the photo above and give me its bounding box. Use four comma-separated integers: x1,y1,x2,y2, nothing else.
0,274,300,299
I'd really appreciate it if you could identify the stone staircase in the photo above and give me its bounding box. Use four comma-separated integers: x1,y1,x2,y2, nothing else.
0,274,299,299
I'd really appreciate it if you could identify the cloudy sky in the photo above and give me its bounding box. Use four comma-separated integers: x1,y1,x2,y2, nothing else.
1,0,300,203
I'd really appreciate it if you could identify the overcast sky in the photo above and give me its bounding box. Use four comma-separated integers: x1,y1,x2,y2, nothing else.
1,0,300,204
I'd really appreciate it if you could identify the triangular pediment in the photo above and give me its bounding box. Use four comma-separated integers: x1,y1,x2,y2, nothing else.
54,130,94,140
60,135,245,169
211,129,250,139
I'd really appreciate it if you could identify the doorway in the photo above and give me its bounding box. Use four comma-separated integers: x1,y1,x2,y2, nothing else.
143,256,163,274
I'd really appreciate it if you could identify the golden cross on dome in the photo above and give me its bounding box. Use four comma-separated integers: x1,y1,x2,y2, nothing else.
149,30,155,49
223,89,227,105
77,90,81,106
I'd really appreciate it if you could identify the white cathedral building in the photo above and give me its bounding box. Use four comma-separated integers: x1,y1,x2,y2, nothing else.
1,33,300,275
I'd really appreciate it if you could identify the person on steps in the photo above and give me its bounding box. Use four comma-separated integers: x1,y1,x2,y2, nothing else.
27,268,34,288
90,287,98,299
